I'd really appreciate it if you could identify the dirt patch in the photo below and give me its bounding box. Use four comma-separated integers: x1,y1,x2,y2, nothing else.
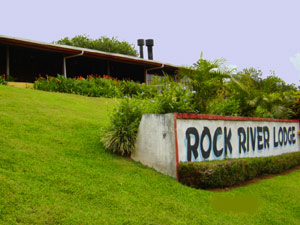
8,82,33,88
207,165,300,192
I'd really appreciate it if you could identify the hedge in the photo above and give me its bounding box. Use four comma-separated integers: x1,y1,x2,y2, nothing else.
178,151,300,189
34,75,158,99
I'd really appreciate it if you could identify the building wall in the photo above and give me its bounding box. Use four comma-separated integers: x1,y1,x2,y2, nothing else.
66,57,145,82
65,56,107,78
110,61,145,82
6,45,63,82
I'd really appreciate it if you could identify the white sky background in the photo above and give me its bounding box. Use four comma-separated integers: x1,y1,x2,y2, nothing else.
2,0,300,85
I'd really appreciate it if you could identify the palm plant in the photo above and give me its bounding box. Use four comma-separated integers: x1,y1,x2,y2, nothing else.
178,54,231,113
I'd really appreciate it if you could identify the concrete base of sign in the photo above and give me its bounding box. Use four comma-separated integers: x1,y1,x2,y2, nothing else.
132,114,177,178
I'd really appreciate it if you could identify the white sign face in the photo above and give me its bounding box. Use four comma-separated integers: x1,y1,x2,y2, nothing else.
176,119,300,162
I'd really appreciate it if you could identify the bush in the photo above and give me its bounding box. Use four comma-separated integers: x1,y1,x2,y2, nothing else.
178,56,230,114
178,152,300,189
208,96,241,116
119,80,158,99
101,98,155,156
34,75,158,99
0,74,7,85
34,75,121,98
151,75,195,113
101,76,199,156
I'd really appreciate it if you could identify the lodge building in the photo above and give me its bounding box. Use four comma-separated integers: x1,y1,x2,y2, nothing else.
0,35,178,83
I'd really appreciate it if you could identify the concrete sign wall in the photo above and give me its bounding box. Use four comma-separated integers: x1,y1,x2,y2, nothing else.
132,113,300,179
132,114,176,177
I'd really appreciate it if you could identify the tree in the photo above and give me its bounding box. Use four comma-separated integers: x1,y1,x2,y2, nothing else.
55,35,138,57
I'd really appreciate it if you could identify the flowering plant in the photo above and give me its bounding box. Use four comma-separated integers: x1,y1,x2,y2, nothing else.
34,74,159,99
0,74,7,85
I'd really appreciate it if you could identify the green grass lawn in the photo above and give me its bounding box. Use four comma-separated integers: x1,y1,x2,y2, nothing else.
0,86,300,224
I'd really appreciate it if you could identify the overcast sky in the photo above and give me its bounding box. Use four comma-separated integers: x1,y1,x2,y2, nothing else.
2,0,300,85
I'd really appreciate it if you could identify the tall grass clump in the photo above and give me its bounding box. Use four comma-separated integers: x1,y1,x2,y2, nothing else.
101,98,149,156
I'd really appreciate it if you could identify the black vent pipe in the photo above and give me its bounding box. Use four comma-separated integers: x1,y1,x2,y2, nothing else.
137,39,144,59
146,39,154,60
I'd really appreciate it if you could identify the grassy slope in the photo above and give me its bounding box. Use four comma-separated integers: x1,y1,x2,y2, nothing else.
0,86,300,225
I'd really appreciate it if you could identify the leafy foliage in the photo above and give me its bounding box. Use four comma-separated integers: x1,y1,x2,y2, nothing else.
211,68,298,118
177,58,299,119
34,74,158,99
291,92,300,119
33,55,300,157
178,152,300,189
101,98,154,156
55,35,138,56
151,75,195,113
178,55,231,113
100,75,201,156
0,74,7,85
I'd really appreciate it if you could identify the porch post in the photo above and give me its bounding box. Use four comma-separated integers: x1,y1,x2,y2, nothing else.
6,46,10,76
63,57,67,78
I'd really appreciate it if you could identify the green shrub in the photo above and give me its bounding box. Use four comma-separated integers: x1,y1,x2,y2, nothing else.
101,98,155,156
34,75,159,99
178,152,300,189
34,75,121,98
119,80,158,99
208,97,241,116
0,74,7,85
101,75,197,156
152,75,195,113
178,56,230,114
